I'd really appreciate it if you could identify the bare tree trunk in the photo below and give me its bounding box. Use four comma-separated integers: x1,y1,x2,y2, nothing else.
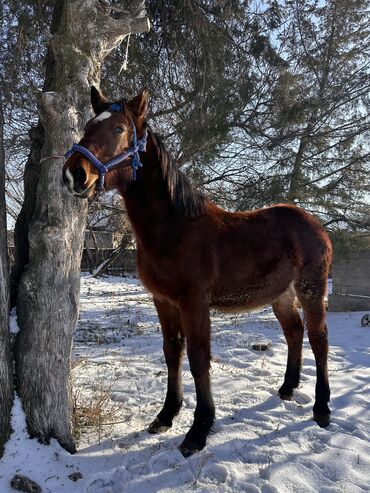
0,97,13,456
286,125,312,202
14,0,149,451
11,123,44,308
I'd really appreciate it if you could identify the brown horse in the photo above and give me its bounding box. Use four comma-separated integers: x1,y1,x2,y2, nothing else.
63,87,332,457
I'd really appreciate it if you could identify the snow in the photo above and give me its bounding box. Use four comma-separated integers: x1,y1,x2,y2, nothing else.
1,275,369,493
9,307,20,335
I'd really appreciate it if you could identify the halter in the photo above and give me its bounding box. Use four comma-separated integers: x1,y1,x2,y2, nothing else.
64,104,147,190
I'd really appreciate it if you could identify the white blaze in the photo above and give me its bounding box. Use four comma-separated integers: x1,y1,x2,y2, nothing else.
93,111,112,123
65,168,74,192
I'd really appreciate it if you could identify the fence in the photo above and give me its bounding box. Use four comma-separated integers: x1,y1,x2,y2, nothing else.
81,248,137,276
328,250,370,311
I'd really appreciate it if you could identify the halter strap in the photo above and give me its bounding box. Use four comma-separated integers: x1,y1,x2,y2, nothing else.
64,116,147,190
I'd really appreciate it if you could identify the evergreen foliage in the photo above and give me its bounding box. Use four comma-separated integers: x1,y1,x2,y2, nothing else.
1,0,369,233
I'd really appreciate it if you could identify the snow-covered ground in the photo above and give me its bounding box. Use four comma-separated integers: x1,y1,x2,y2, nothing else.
1,275,370,493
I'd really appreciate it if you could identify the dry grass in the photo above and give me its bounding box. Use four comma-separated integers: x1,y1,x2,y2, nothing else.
71,359,122,443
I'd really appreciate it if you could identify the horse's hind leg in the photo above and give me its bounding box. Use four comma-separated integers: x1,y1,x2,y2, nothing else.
296,272,331,428
272,284,304,400
148,298,185,434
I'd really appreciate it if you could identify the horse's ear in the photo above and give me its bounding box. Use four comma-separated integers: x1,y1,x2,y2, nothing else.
128,86,149,118
90,86,110,114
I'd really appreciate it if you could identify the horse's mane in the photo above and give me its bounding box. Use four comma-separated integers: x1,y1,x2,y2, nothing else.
148,129,207,218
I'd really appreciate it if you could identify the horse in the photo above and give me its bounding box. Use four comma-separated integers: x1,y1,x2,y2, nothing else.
63,87,332,457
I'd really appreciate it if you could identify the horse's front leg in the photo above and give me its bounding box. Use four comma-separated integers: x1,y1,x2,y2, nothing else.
178,293,215,457
148,298,185,434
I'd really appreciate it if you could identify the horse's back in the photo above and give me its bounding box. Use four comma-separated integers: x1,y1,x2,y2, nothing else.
209,203,331,265
207,203,332,311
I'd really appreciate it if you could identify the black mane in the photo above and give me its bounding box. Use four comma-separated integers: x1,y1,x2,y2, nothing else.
149,130,207,218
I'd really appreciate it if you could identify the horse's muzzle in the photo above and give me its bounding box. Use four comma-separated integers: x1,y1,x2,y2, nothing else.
62,167,96,198
62,168,74,193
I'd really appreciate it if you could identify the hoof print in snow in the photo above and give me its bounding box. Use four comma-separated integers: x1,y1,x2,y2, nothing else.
10,475,42,493
251,342,271,351
201,463,229,484
87,478,114,493
68,472,83,481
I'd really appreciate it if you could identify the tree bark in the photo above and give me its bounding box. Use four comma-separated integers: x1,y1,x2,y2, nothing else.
286,124,313,202
0,96,13,456
14,0,149,452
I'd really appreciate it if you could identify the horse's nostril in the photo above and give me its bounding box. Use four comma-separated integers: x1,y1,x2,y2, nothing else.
74,166,87,185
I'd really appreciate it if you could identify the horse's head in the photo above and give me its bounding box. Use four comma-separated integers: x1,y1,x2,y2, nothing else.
62,86,149,198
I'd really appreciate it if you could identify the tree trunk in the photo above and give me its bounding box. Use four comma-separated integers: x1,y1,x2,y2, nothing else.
0,97,13,456
11,123,44,308
14,0,149,451
287,8,336,204
286,127,312,202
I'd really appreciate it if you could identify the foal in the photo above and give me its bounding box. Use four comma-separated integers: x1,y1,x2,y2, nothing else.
63,87,332,457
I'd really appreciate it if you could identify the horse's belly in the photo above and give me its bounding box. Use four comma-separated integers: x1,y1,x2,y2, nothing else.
210,294,274,312
209,273,294,312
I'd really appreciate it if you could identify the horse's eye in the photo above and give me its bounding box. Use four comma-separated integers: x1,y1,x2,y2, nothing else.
114,127,124,134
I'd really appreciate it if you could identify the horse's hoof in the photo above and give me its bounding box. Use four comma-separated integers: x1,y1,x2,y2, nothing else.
179,439,203,457
278,382,295,401
147,417,171,434
279,392,293,401
278,386,293,401
313,412,330,428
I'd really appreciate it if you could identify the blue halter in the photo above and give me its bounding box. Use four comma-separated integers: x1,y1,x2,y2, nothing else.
65,104,147,190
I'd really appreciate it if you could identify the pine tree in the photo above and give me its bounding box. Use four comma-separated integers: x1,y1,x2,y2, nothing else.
234,0,370,231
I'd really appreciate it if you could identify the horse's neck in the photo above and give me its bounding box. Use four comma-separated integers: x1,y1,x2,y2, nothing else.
121,144,176,249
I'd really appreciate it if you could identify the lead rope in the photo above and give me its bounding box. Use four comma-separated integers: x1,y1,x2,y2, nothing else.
119,32,131,75
39,155,64,164
130,120,142,180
